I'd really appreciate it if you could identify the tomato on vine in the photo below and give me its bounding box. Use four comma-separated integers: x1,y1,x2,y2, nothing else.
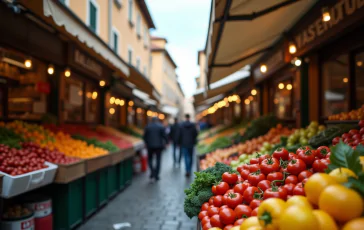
243,186,262,204
257,180,271,191
283,183,295,195
296,146,311,155
287,159,306,175
312,158,330,173
297,149,316,166
272,147,289,161
260,157,280,175
249,199,262,210
316,146,330,158
263,185,288,200
285,175,298,184
248,170,266,186
267,172,284,185
225,192,243,209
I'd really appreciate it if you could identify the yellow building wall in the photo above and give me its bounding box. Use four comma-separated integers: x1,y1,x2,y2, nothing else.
198,51,206,89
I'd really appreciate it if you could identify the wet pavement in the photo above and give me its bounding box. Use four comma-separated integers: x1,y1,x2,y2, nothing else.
78,146,198,230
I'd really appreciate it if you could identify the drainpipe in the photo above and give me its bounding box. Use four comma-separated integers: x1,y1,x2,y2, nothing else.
108,0,112,46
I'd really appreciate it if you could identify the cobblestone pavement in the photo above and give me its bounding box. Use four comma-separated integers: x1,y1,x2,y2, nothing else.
78,146,198,230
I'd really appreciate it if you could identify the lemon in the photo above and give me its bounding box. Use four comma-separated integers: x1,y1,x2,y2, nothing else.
329,168,357,183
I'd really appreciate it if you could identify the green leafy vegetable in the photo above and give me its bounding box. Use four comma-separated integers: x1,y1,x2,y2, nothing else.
328,141,362,175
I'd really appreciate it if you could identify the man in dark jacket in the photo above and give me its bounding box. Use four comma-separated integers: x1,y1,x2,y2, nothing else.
178,114,198,177
169,118,181,167
143,117,168,181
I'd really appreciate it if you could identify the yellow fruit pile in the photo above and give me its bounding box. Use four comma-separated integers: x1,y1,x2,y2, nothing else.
47,132,107,159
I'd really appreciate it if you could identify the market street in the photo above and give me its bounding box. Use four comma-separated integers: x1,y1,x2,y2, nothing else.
78,146,197,230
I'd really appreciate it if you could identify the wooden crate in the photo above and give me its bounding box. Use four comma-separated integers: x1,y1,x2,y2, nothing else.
54,160,86,184
86,154,111,174
110,150,125,165
123,147,135,159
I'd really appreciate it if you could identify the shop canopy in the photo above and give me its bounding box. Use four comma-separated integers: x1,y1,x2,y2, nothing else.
205,0,317,86
194,67,249,106
18,0,129,78
128,66,161,102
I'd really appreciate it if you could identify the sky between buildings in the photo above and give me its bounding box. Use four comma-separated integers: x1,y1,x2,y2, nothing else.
145,0,211,97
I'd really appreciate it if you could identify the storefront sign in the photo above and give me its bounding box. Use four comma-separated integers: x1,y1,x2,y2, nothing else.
68,44,104,79
294,0,364,51
36,82,50,94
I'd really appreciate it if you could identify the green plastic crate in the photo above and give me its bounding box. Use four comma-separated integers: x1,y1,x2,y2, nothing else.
51,179,83,230
124,158,133,185
98,168,108,206
107,165,118,198
118,161,125,189
85,172,97,217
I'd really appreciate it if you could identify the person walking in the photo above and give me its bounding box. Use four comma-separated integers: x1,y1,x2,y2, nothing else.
169,117,181,167
143,117,168,181
178,114,198,177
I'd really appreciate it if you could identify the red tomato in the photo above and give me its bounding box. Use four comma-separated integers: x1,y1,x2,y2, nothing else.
249,199,262,210
263,186,288,200
219,205,229,212
349,129,359,136
237,165,244,174
219,208,236,225
198,211,208,220
210,214,224,228
267,172,284,185
282,183,295,195
213,195,224,207
216,182,230,195
243,186,260,204
298,170,313,182
201,202,209,211
359,120,364,128
222,172,238,185
209,197,214,205
250,158,259,164
257,180,271,191
285,175,298,184
312,158,330,173
247,170,266,186
225,192,243,209
260,158,280,175
248,164,260,173
296,146,310,155
234,204,252,218
272,147,289,161
240,169,250,180
259,154,270,164
297,149,316,166
332,137,341,145
234,218,246,226
287,159,306,175
212,185,217,195
288,152,298,160
360,127,364,135
207,206,220,217
233,182,250,195
342,133,350,139
292,183,305,196
201,216,210,226
223,225,234,230
202,222,212,230
251,207,258,216
316,146,330,158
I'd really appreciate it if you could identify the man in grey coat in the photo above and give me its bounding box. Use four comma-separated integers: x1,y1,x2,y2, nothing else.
143,117,168,181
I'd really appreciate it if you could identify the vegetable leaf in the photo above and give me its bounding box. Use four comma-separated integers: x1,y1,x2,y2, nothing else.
355,144,364,156
329,141,362,174
343,172,364,197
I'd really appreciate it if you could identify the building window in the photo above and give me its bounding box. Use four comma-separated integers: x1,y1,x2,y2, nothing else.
128,0,133,23
322,53,349,117
136,14,141,37
128,46,133,65
111,27,119,54
136,57,141,70
143,66,147,77
144,26,148,47
114,0,122,8
59,0,69,6
87,0,99,34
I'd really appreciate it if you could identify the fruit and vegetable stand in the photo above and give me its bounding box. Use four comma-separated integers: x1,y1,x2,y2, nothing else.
0,121,138,230
190,117,364,230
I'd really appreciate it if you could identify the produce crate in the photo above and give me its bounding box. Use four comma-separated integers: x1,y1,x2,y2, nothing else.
51,178,84,230
86,154,111,174
107,165,118,198
0,162,58,198
110,150,125,165
84,171,98,217
123,146,135,159
98,168,108,207
118,161,126,190
124,158,133,185
54,160,86,184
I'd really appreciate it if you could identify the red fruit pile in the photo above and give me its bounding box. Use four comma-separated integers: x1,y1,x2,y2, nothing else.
21,143,79,165
0,144,48,176
198,146,331,230
332,120,364,148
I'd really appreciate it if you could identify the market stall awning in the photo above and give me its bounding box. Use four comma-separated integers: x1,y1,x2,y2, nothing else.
128,66,161,102
17,0,130,78
161,105,179,117
194,67,249,106
206,0,317,86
